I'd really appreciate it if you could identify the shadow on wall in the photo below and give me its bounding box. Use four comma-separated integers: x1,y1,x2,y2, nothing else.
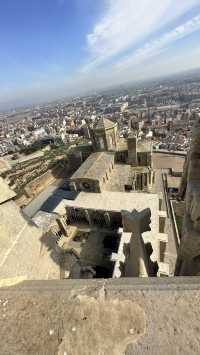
145,242,159,276
40,232,64,271
40,232,68,279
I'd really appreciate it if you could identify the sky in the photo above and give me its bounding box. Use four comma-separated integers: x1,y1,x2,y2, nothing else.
1,0,200,109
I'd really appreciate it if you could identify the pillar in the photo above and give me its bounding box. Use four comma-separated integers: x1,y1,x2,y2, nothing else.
104,212,111,227
85,209,92,226
127,134,137,166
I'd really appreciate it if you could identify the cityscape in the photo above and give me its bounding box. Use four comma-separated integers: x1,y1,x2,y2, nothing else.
1,0,200,354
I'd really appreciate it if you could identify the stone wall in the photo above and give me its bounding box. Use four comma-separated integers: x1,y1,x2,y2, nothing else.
1,277,200,355
176,118,200,275
24,168,58,199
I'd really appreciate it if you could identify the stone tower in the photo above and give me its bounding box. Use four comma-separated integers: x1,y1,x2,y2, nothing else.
90,117,118,152
127,134,138,166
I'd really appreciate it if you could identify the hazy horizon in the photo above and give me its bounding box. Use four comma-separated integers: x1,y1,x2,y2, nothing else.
2,66,200,112
1,0,200,110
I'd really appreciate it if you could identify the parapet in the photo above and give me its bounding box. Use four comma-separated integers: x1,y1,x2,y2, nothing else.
0,277,200,355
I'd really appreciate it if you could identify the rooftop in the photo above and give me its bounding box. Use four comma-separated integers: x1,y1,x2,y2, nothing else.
167,175,181,189
152,152,185,170
63,190,158,214
71,151,114,181
0,177,16,204
0,200,60,280
116,138,128,151
105,164,131,192
92,117,117,131
137,140,152,153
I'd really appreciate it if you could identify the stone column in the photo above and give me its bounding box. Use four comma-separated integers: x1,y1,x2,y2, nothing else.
85,209,92,226
140,174,143,190
104,212,111,227
127,134,138,166
148,171,151,185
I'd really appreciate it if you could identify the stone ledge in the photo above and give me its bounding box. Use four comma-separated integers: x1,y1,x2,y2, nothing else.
1,276,200,292
0,278,200,355
0,277,200,355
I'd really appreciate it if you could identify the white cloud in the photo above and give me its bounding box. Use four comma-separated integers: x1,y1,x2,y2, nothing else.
72,9,200,95
83,0,199,71
2,0,200,109
114,14,200,71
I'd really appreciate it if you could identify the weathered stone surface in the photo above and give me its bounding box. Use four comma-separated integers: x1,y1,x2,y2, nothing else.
122,208,151,234
177,118,200,275
58,296,145,355
121,209,152,277
0,201,60,280
0,278,200,355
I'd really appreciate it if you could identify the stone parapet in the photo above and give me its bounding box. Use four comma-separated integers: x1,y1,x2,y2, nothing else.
0,277,200,355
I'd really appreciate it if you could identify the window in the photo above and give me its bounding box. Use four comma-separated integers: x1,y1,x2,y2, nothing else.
82,182,90,190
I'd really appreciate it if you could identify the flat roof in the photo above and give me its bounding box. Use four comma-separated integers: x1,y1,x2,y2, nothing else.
171,167,183,173
0,201,60,280
152,153,185,170
64,191,158,213
167,176,181,189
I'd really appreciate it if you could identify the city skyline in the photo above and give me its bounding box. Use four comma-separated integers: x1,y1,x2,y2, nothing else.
1,0,200,109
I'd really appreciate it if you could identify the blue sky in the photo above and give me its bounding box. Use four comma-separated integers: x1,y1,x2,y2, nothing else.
1,0,200,109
